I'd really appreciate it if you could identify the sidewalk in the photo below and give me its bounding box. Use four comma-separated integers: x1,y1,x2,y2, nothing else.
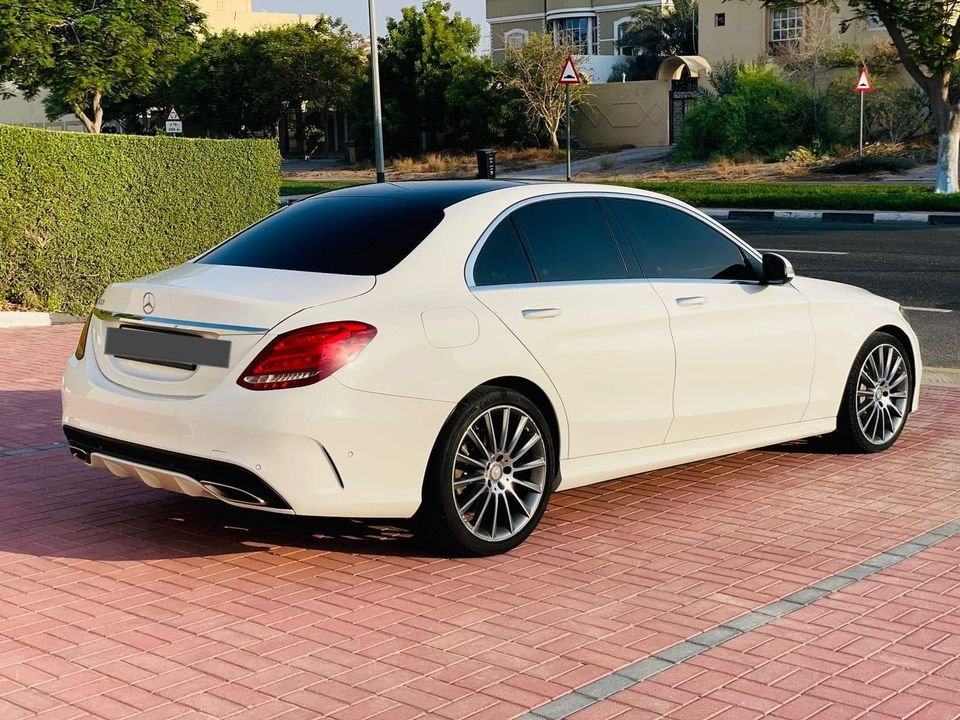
1,325,960,719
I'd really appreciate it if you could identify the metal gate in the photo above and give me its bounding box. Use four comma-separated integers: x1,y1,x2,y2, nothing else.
669,79,700,145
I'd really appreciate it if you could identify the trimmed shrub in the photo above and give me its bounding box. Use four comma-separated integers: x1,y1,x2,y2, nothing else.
0,126,280,315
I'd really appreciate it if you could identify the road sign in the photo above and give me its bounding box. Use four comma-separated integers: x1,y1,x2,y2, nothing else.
165,107,183,135
558,56,582,86
855,67,872,92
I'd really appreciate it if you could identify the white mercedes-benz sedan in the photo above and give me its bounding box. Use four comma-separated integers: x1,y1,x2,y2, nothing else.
63,181,921,554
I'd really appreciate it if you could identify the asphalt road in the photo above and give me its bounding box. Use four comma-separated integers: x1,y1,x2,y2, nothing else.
721,220,959,369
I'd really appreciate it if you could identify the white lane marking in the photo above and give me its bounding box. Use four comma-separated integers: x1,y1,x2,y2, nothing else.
757,248,849,255
902,306,954,314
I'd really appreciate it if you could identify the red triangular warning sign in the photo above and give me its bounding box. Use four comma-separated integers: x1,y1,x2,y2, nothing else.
167,107,181,120
854,67,872,92
558,56,582,85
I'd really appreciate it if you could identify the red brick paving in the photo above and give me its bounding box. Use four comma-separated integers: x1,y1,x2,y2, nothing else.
0,325,959,719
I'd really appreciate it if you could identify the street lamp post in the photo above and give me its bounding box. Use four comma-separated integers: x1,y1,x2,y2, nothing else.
368,0,386,183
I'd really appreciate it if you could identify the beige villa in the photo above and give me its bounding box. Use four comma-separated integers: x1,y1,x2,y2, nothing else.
487,0,895,147
0,0,320,132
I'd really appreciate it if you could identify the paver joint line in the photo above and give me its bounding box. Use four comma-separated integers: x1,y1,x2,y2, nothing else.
521,516,960,720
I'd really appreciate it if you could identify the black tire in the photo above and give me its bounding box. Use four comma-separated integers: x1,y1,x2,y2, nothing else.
833,331,912,453
417,386,557,556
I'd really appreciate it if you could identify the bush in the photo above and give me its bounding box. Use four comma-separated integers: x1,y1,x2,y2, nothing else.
678,65,822,160
0,126,279,315
815,156,914,175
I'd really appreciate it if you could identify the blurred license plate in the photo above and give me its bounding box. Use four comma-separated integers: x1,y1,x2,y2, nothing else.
105,327,231,368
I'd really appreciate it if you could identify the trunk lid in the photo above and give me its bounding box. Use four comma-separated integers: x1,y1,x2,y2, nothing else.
91,263,375,397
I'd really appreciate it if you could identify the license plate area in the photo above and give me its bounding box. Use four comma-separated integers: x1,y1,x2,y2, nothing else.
105,326,232,369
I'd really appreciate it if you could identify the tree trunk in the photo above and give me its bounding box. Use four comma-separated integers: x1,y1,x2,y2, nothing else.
72,90,103,134
547,128,559,149
933,102,960,194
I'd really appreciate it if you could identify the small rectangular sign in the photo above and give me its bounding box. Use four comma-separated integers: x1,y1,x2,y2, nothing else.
105,327,231,369
166,120,183,134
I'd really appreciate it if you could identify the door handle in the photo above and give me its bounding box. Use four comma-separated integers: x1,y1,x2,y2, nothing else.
675,296,707,307
522,308,562,320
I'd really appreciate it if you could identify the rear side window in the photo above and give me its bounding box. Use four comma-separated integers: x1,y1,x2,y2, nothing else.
473,220,536,286
608,199,757,281
198,197,444,275
509,198,628,283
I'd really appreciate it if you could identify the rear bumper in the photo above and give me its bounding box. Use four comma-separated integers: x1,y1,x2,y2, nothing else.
61,352,455,518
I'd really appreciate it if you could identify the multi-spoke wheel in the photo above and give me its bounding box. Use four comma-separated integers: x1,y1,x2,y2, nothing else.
419,387,556,555
835,332,913,453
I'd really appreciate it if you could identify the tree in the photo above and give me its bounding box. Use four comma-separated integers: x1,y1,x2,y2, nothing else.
444,57,529,150
374,0,481,154
0,0,204,133
501,34,590,150
172,20,365,143
759,0,960,193
617,0,699,80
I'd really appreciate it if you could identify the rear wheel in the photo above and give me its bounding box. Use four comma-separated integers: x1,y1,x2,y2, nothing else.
834,332,912,453
419,387,556,556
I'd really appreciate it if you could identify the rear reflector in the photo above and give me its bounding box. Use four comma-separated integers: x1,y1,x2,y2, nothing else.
238,321,377,391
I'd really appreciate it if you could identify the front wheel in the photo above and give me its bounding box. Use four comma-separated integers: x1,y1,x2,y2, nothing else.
419,387,556,556
834,332,912,453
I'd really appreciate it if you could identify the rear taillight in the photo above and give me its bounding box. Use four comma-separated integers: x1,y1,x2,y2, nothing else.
238,322,377,391
75,312,93,360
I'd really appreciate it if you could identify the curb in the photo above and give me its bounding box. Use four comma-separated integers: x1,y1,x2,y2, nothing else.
0,311,82,329
923,368,960,388
704,208,960,224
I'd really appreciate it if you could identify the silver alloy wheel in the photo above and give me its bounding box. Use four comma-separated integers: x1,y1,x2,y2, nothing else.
856,343,909,445
452,405,547,542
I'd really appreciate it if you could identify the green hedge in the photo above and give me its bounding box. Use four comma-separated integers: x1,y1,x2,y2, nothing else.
0,126,280,315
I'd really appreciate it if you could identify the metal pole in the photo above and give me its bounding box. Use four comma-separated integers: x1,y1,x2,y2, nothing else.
859,90,864,161
566,84,572,182
368,0,386,183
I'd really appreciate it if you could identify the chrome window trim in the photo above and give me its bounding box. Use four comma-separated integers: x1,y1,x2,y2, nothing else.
464,191,763,290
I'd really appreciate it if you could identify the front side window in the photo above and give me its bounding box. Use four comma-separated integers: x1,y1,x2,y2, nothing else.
509,198,627,283
614,19,634,55
549,17,595,54
608,199,757,281
771,7,803,41
473,220,535,286
198,197,444,276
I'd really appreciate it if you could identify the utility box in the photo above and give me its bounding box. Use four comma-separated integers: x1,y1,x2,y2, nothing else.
476,149,497,179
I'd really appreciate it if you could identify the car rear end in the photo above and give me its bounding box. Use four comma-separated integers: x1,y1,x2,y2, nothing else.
62,188,468,519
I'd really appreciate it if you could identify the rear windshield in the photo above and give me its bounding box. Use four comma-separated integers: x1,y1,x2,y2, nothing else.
198,196,445,275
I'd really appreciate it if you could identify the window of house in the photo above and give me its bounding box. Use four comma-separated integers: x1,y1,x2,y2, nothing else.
771,7,803,42
614,18,634,55
504,29,529,50
548,17,596,54
714,12,726,27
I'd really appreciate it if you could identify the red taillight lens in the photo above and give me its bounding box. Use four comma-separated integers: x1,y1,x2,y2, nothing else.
238,322,377,391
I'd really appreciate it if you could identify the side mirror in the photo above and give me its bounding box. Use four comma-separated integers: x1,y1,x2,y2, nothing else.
761,252,794,285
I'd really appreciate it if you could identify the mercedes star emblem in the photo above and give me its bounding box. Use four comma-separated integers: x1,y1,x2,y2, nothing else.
142,292,156,315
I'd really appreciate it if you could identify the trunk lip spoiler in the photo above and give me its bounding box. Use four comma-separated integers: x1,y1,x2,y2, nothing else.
93,308,270,334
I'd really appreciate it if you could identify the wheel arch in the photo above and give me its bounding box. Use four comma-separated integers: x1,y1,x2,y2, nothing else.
875,323,918,402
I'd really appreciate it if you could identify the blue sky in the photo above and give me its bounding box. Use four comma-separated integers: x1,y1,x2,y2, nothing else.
253,0,488,36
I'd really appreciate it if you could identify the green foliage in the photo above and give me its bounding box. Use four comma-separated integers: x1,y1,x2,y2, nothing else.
444,57,528,150
824,79,931,143
617,0,698,81
678,64,825,160
172,19,365,139
368,0,483,154
815,156,914,174
0,0,204,131
0,126,279,314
